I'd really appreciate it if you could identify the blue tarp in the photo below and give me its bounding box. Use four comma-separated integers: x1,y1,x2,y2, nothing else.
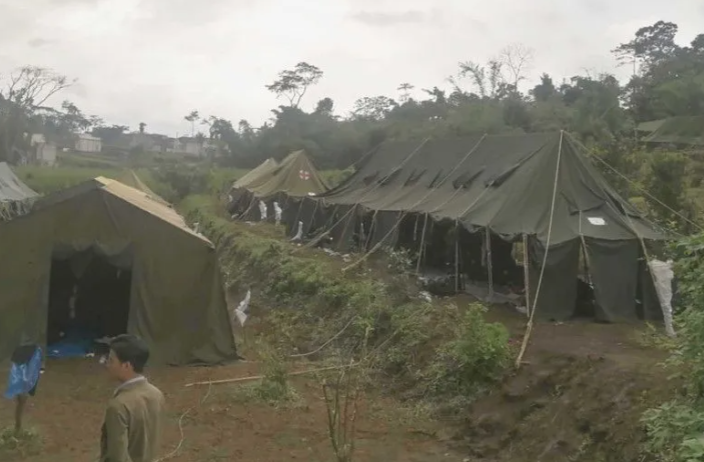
46,327,97,358
4,347,42,399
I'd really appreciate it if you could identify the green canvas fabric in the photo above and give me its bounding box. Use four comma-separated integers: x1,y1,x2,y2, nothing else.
319,132,665,244
232,158,278,189
637,116,704,146
0,177,237,365
248,150,328,199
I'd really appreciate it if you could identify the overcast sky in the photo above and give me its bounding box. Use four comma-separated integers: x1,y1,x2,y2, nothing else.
1,0,702,136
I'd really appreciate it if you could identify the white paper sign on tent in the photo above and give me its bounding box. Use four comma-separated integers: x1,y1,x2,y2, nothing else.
587,217,606,226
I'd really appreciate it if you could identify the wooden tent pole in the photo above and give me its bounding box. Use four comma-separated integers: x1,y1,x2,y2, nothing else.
14,394,28,435
485,227,494,301
454,221,461,292
415,213,429,275
522,234,531,318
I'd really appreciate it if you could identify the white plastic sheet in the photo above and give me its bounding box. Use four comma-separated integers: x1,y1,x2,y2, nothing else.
234,289,251,327
258,201,268,220
292,221,303,241
648,259,676,337
273,202,282,225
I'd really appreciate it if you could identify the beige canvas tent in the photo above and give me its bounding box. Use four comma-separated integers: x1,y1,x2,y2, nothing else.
111,169,169,206
0,162,38,220
0,177,236,365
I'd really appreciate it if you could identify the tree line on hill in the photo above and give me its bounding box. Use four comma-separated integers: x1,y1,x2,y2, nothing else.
1,21,703,230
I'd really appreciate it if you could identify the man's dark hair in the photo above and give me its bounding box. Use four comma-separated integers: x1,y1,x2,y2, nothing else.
110,334,150,373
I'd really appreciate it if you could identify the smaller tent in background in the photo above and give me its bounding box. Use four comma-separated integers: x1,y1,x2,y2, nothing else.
0,162,39,220
110,169,170,207
228,151,328,219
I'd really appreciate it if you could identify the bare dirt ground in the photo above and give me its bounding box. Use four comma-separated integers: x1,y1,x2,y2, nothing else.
0,308,670,462
0,358,458,462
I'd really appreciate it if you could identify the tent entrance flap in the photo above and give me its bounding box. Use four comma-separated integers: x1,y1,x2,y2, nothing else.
47,247,133,358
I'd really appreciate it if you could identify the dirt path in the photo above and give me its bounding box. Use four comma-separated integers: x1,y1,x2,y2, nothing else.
0,359,459,462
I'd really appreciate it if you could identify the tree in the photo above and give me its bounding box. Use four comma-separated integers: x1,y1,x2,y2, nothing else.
530,74,557,102
314,98,335,117
397,83,415,103
352,96,398,120
0,66,74,162
138,122,146,133
499,44,534,89
91,124,128,145
184,110,199,137
454,60,504,99
266,62,323,108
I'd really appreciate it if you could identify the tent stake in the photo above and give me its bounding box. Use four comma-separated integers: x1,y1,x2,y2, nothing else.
522,234,531,318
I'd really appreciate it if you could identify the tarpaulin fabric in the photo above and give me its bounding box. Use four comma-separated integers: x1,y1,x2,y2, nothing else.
232,159,278,189
0,162,38,220
4,346,42,399
368,211,402,249
584,239,639,322
527,237,580,321
0,177,237,365
315,132,665,244
229,151,329,218
109,170,168,206
0,162,37,203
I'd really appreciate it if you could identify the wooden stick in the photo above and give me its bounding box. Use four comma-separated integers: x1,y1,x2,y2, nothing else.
415,213,429,275
522,234,531,318
15,394,28,435
454,221,461,292
486,227,494,301
184,364,357,387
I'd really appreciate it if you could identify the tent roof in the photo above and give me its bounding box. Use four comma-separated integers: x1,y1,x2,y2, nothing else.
110,170,169,206
33,176,209,245
0,162,38,203
232,158,278,189
248,150,328,198
637,116,704,146
319,132,666,244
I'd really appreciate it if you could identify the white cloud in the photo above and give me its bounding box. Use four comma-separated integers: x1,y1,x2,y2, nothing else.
0,0,701,135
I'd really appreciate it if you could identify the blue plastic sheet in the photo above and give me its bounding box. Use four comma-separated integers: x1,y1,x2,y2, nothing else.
4,347,42,399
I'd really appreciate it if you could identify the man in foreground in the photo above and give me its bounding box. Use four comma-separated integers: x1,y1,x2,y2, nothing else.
100,334,165,462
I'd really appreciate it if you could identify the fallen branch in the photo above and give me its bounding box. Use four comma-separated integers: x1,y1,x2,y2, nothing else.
184,364,357,388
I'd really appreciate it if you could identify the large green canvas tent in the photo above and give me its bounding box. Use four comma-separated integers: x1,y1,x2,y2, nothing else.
0,176,237,365
229,150,328,218
289,131,667,322
0,162,38,220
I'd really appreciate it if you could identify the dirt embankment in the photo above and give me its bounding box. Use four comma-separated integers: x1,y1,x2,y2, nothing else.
181,196,673,462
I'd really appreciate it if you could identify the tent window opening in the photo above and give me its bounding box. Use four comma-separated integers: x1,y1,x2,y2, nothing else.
46,249,132,359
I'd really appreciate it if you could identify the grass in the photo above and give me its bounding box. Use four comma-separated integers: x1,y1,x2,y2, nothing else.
179,194,513,413
0,427,43,458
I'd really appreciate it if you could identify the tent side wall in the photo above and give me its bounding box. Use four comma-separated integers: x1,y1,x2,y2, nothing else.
0,187,236,365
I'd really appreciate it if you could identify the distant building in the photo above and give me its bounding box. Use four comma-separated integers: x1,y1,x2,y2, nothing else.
174,137,213,157
75,134,102,153
115,133,175,153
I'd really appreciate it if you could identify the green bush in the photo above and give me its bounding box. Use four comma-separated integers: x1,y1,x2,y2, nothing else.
180,195,511,408
425,303,511,398
640,233,704,460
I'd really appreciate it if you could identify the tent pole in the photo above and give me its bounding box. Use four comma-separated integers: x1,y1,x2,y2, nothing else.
365,210,379,251
522,234,531,318
415,213,429,275
342,212,405,272
455,221,461,293
515,131,564,368
485,227,494,301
